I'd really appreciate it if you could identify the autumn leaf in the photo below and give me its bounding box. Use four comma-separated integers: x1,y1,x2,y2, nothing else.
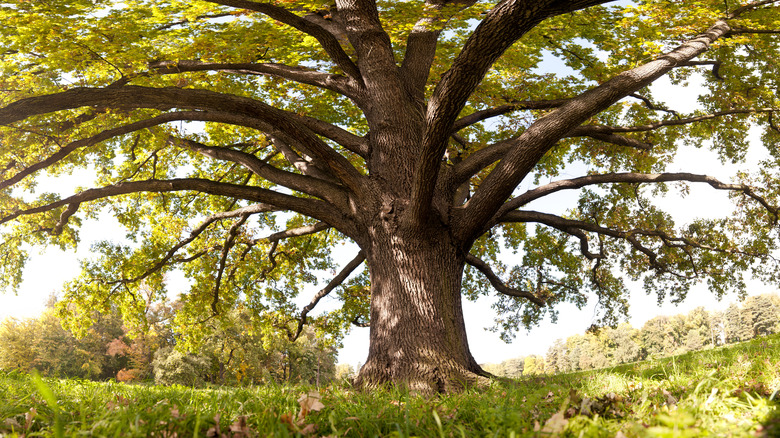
296,391,325,421
540,411,568,437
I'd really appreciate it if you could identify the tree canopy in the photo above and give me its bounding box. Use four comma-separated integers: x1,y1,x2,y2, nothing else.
1,0,779,392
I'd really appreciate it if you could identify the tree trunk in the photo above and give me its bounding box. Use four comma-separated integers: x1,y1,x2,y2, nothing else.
353,224,488,393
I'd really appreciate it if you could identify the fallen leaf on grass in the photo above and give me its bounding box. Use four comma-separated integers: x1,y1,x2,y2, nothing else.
297,391,325,421
279,392,326,437
207,414,256,438
541,412,568,436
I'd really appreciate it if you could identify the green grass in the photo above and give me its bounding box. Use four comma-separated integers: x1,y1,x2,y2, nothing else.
1,334,779,437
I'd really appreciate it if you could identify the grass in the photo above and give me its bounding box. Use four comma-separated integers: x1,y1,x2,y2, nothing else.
1,334,779,437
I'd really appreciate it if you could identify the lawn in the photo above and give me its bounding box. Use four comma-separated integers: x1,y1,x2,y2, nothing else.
1,334,778,437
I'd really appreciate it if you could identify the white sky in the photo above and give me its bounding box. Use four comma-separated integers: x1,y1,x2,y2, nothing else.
0,73,774,369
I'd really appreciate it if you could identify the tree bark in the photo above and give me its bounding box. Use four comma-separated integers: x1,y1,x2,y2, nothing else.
354,223,488,393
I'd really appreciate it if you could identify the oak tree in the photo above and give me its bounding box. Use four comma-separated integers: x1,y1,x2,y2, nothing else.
1,0,779,392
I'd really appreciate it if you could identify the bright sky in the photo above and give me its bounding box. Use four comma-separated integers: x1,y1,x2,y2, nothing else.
0,72,773,370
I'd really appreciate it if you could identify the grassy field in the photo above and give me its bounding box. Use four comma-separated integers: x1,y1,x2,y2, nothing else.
1,334,778,437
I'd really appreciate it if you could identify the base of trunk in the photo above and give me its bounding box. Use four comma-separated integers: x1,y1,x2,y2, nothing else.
353,351,492,394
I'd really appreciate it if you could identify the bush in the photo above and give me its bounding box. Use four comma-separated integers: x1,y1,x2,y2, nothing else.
151,347,211,387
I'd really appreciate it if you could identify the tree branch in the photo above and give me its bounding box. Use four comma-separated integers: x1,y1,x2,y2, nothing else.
566,127,653,151
400,0,478,101
104,204,276,287
0,178,346,231
451,98,570,132
201,0,361,81
251,221,331,245
290,250,366,341
628,93,679,118
0,86,366,195
409,0,613,225
598,108,777,133
455,17,735,242
495,172,779,222
498,210,772,278
728,0,780,18
464,254,546,306
211,213,251,315
148,60,358,99
170,136,348,207
1,111,204,191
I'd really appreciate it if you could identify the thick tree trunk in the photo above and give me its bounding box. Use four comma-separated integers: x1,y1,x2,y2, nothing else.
353,224,488,393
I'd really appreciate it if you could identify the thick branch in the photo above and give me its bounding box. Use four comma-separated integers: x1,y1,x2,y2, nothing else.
1,178,346,231
464,254,545,306
202,0,361,80
0,86,365,194
290,250,366,341
400,1,478,101
455,18,734,242
409,0,612,224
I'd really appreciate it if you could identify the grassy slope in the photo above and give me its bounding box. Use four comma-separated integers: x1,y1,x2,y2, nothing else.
1,334,778,437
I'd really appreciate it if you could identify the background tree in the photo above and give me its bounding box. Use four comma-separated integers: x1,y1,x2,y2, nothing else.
1,0,779,392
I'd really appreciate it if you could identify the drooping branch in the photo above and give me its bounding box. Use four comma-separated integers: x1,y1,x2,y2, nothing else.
596,108,777,134
455,17,735,242
628,93,679,118
499,209,774,278
170,137,348,206
1,111,204,191
201,0,361,81
0,86,366,194
211,213,251,315
678,60,724,80
290,250,366,341
104,204,276,287
148,60,358,99
0,178,347,232
495,172,780,222
464,254,546,306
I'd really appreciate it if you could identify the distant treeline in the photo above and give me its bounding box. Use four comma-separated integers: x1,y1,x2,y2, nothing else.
0,298,346,387
482,293,780,378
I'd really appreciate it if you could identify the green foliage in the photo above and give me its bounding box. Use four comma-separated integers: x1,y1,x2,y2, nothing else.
481,293,780,376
